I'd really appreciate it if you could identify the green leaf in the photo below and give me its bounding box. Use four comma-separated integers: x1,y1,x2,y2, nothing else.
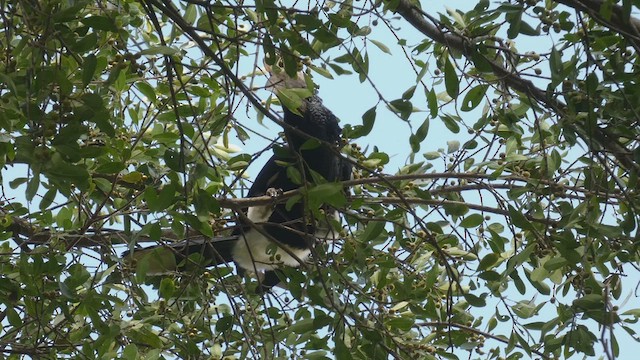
328,13,351,28
622,308,640,317
573,294,604,310
444,58,459,99
309,65,334,79
360,221,385,242
82,54,97,87
370,39,391,54
478,253,501,271
134,247,177,278
153,132,180,144
158,278,176,299
6,308,21,327
427,88,438,118
446,7,466,27
350,106,376,138
227,153,252,171
308,183,346,208
139,46,180,56
277,88,312,116
460,85,488,111
334,339,350,360
95,162,125,174
543,256,567,271
183,214,214,238
507,205,536,231
525,267,551,294
67,263,91,287
286,165,302,185
443,246,477,261
121,172,143,184
281,46,300,78
519,20,539,36
122,344,139,360
26,174,40,202
81,16,118,32
440,114,460,133
447,140,460,153
409,118,429,153
46,162,90,182
506,11,522,39
464,293,487,307
289,318,316,334
184,3,197,24
385,316,414,331
389,99,413,120
163,149,183,172
0,73,17,95
73,32,98,53
300,138,321,150
145,183,176,212
92,111,116,137
52,4,86,22
216,316,234,332
460,213,483,228
128,328,163,348
402,85,416,100
136,82,156,103
549,47,562,86
39,188,57,211
423,151,441,160
471,51,493,73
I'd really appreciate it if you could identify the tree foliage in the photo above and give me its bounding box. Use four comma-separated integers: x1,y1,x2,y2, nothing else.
1,0,639,359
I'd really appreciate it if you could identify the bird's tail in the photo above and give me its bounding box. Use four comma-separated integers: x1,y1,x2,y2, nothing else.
122,235,238,274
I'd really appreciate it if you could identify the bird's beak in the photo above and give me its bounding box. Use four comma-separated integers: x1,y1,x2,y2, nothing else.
264,58,307,92
266,72,307,93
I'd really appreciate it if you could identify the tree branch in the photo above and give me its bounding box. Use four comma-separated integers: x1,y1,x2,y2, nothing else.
418,321,550,359
368,196,557,225
555,0,640,51
392,0,639,176
6,171,581,248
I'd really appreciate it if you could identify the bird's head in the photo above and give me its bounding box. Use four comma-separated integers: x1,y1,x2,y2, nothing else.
264,61,342,145
265,68,307,92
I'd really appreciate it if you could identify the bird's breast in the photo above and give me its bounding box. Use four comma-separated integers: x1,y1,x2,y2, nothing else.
246,205,273,223
232,229,312,272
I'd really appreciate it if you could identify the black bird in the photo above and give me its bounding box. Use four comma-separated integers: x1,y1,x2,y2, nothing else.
125,73,351,290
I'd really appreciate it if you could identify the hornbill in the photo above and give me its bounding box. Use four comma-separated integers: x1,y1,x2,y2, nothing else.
125,71,351,291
